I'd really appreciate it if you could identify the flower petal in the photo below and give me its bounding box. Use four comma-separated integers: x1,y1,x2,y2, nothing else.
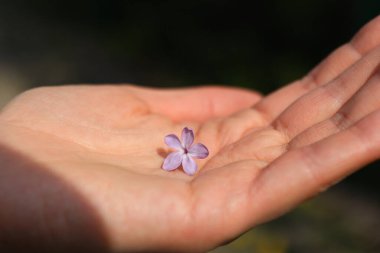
188,143,209,159
182,155,198,176
162,151,183,171
181,127,194,149
164,134,183,150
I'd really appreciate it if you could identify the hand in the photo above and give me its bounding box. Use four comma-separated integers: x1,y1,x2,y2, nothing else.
0,15,380,253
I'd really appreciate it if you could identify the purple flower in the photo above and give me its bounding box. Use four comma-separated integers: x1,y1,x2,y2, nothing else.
162,127,209,176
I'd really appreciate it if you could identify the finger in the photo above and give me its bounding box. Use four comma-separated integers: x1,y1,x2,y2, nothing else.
253,15,380,122
250,109,380,225
291,64,380,148
128,85,262,122
272,46,380,139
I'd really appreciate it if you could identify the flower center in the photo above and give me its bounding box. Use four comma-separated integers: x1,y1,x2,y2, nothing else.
184,148,188,154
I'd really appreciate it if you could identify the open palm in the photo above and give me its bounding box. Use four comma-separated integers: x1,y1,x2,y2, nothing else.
1,16,380,253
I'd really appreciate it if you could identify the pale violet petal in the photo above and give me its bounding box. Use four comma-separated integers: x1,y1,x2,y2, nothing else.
181,127,194,149
182,155,197,176
164,134,183,150
162,151,183,171
188,143,209,159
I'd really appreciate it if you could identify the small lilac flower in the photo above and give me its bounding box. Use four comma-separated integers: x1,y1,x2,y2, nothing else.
162,127,209,176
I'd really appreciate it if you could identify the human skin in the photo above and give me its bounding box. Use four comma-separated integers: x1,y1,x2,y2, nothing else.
0,15,379,253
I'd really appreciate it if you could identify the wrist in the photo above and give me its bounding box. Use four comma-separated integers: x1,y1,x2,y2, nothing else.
0,142,109,252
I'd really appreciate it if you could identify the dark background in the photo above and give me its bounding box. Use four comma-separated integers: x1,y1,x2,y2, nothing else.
0,1,379,252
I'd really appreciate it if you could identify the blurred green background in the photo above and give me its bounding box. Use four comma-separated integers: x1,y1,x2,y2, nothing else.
0,1,379,252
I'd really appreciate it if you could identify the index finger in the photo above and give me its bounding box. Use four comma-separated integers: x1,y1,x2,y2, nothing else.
253,15,380,123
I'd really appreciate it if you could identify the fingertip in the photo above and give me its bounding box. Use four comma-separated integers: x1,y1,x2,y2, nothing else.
351,15,380,54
